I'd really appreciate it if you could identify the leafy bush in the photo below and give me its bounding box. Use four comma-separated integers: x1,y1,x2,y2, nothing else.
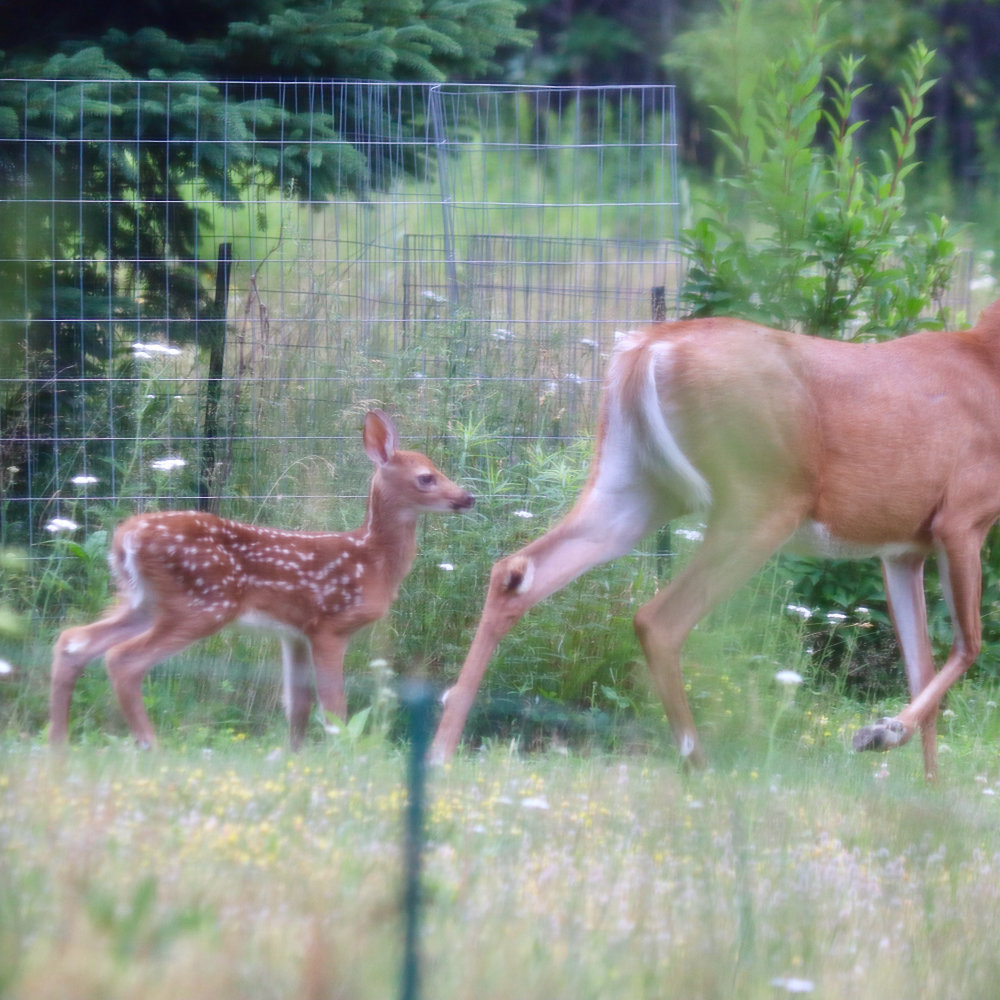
670,0,995,691
677,2,956,337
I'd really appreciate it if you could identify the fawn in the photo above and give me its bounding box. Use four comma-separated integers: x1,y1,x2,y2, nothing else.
50,409,474,748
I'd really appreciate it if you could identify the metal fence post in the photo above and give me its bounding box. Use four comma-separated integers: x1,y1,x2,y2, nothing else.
199,241,233,512
400,681,434,1000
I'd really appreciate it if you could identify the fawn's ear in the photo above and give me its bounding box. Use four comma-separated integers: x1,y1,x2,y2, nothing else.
363,409,399,465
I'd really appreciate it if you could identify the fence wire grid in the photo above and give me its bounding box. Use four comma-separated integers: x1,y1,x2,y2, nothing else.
0,80,683,576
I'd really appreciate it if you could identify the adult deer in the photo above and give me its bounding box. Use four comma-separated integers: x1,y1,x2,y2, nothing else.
50,409,474,749
430,300,1000,779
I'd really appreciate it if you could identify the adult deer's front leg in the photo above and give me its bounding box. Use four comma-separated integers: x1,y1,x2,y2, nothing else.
856,529,987,772
430,490,656,762
861,553,938,778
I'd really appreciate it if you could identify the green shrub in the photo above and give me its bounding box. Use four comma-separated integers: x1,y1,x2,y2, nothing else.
671,0,986,690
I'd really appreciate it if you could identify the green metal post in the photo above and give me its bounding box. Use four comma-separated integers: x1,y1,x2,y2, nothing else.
400,681,434,1000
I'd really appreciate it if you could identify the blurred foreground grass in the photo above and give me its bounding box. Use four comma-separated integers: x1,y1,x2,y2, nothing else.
3,715,1000,1000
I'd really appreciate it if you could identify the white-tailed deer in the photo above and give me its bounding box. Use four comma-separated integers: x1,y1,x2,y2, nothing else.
430,299,1000,779
50,409,474,749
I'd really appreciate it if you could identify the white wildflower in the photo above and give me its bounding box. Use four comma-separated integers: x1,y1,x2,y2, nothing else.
132,341,182,356
675,527,704,542
521,796,550,811
150,457,186,472
45,517,79,533
774,669,804,687
770,977,815,994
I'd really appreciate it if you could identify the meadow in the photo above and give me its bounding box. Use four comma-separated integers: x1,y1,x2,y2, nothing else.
5,477,1000,999
6,325,1000,997
3,664,1000,1000
4,77,1000,999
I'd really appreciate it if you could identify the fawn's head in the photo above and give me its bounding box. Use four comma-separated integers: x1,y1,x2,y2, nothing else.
363,409,475,514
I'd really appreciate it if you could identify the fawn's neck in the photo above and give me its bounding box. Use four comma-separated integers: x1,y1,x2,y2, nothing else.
355,480,420,585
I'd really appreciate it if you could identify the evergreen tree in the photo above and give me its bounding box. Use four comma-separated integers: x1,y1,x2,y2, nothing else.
3,0,532,83
0,2,532,539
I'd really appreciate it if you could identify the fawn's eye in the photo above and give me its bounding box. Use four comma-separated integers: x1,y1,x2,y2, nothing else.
417,473,436,489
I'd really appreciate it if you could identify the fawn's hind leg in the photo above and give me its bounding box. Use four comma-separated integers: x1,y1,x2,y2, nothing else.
50,604,152,745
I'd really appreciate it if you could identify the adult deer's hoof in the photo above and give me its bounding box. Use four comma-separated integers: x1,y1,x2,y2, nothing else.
852,717,909,753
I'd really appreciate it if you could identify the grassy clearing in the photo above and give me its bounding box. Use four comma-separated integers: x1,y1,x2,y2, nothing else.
5,496,1000,999
3,690,1000,1000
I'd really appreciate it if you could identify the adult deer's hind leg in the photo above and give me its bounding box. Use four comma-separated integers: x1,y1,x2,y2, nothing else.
50,603,152,745
633,501,810,767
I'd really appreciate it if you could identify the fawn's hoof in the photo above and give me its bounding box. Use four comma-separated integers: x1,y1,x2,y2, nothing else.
852,717,909,753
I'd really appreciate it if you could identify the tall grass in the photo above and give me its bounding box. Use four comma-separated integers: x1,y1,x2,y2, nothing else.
6,495,1000,999
3,704,1000,1000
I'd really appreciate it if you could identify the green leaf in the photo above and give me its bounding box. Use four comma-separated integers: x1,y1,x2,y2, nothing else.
345,705,372,741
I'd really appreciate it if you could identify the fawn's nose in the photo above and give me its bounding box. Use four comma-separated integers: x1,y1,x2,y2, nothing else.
452,491,475,511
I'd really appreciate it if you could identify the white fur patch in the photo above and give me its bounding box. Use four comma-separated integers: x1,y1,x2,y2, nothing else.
238,610,305,639
788,521,921,561
643,341,712,509
117,530,151,609
513,559,534,595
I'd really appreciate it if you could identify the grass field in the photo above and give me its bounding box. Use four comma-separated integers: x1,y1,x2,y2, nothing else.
5,524,1000,999
3,682,1000,1000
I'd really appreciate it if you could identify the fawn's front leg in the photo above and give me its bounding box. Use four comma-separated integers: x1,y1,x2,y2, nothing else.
309,631,350,736
281,635,316,749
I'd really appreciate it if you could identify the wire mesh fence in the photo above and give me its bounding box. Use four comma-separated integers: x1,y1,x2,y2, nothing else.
0,79,683,576
0,76,978,639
